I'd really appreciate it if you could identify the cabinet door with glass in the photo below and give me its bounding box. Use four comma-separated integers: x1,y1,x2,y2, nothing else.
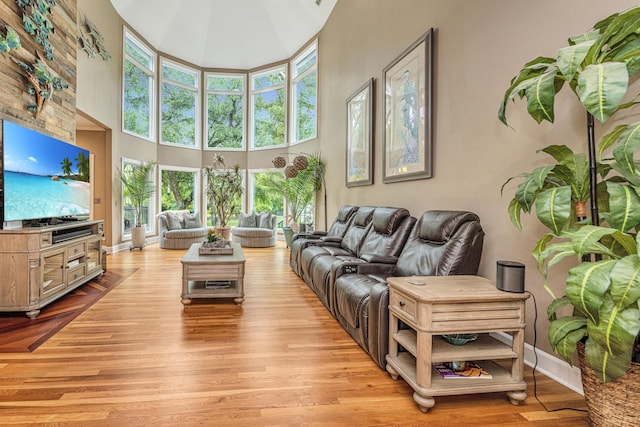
41,247,66,299
85,236,102,274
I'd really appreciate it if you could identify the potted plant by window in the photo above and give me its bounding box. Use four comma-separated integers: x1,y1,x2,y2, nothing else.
265,153,326,245
204,153,243,240
118,161,156,250
499,7,640,426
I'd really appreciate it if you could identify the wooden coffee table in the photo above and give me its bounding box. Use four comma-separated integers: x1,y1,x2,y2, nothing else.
180,242,246,305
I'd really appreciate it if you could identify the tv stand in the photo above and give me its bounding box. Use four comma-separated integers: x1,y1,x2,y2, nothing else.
0,220,104,318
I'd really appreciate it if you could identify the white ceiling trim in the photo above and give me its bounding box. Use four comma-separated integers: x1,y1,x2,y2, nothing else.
109,0,337,69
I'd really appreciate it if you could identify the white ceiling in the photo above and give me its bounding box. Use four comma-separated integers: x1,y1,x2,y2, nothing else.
109,0,337,69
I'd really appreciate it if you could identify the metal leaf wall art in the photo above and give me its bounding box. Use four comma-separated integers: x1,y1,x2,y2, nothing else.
16,0,57,61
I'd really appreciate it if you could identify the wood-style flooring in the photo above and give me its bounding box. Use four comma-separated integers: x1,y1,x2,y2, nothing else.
0,242,588,426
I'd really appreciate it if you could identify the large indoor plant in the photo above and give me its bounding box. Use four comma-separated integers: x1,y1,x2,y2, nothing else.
265,153,326,235
499,6,640,425
119,161,156,249
204,153,243,240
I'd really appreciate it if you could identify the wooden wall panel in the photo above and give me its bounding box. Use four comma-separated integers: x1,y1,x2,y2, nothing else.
0,0,77,143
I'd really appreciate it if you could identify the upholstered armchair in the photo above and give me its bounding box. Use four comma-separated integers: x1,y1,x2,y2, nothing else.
231,211,278,247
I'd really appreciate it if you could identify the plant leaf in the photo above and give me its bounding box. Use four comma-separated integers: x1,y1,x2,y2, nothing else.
498,57,556,125
578,62,629,123
584,339,633,383
524,70,558,124
547,295,571,321
605,181,640,232
548,316,587,364
557,40,596,82
534,186,571,234
566,260,615,324
611,121,640,184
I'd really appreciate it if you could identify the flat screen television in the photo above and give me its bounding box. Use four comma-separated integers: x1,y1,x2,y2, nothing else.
1,120,91,226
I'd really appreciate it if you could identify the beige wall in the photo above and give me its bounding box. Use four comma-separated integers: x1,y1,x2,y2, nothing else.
317,0,640,354
73,0,640,354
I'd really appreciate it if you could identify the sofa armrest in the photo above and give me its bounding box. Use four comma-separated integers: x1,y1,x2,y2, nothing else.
320,236,342,244
352,262,396,276
368,281,391,369
360,254,398,264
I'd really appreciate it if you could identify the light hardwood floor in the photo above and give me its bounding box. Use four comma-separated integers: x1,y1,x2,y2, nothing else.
0,242,588,426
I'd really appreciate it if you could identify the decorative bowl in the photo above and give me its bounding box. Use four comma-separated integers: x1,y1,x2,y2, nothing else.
442,333,478,345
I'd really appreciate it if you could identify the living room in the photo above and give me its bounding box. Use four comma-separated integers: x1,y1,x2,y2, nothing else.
1,0,638,425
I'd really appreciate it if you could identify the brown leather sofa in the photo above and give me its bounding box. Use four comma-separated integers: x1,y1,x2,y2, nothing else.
305,207,415,313
291,209,485,369
289,205,359,277
298,206,376,286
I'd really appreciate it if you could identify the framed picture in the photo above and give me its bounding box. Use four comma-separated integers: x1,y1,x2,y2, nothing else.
382,28,434,183
346,78,374,187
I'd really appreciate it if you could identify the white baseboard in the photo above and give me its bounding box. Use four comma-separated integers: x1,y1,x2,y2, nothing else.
491,332,583,395
111,236,158,254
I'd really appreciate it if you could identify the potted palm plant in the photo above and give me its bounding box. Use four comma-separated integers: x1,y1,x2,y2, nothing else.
204,153,243,240
499,6,640,426
119,161,156,249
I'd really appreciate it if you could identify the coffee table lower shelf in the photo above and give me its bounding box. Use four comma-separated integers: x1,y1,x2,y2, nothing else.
182,280,244,305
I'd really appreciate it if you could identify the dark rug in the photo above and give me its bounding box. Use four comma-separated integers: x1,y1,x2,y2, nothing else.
0,267,137,352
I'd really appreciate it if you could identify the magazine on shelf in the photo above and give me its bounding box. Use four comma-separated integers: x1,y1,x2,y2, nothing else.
432,361,492,379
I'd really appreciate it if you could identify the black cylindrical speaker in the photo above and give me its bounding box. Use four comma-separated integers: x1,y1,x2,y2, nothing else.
496,261,525,293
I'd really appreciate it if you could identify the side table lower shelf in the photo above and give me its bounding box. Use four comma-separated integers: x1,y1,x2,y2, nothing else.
386,353,527,411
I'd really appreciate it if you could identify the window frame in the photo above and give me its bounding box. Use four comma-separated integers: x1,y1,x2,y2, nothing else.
159,58,201,150
290,40,318,145
120,157,157,242
249,64,288,151
158,164,202,219
122,28,157,142
204,72,247,152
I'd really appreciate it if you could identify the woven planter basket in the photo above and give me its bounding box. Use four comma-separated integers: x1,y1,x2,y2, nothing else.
577,343,640,427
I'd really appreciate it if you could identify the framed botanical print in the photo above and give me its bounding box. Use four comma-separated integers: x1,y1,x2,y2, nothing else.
346,78,374,187
382,28,434,183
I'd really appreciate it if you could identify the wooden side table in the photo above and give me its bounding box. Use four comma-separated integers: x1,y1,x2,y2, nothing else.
385,275,529,413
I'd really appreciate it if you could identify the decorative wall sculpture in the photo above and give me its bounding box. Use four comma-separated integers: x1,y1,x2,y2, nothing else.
16,0,57,61
77,12,110,61
0,25,21,53
10,51,68,117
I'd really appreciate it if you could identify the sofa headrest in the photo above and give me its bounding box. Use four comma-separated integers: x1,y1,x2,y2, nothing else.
418,210,481,243
336,205,358,223
353,206,375,227
372,207,411,235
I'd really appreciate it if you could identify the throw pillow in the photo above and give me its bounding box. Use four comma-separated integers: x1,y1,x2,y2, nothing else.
167,212,182,230
239,211,257,227
183,212,202,229
159,214,169,230
258,212,272,229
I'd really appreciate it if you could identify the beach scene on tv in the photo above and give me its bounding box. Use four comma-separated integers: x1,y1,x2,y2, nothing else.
3,121,91,222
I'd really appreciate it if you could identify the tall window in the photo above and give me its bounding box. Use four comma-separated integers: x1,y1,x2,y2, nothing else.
205,73,245,150
121,158,156,239
250,65,287,149
203,169,245,227
160,59,200,148
123,29,156,140
291,41,317,144
160,166,200,213
250,169,285,228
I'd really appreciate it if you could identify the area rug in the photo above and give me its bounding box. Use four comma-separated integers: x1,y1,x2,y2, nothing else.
0,267,137,352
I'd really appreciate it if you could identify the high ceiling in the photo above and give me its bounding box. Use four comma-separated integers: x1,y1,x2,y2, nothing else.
109,0,337,69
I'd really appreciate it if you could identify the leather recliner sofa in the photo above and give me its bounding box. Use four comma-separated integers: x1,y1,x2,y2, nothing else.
305,207,416,314
291,209,484,369
289,205,359,277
